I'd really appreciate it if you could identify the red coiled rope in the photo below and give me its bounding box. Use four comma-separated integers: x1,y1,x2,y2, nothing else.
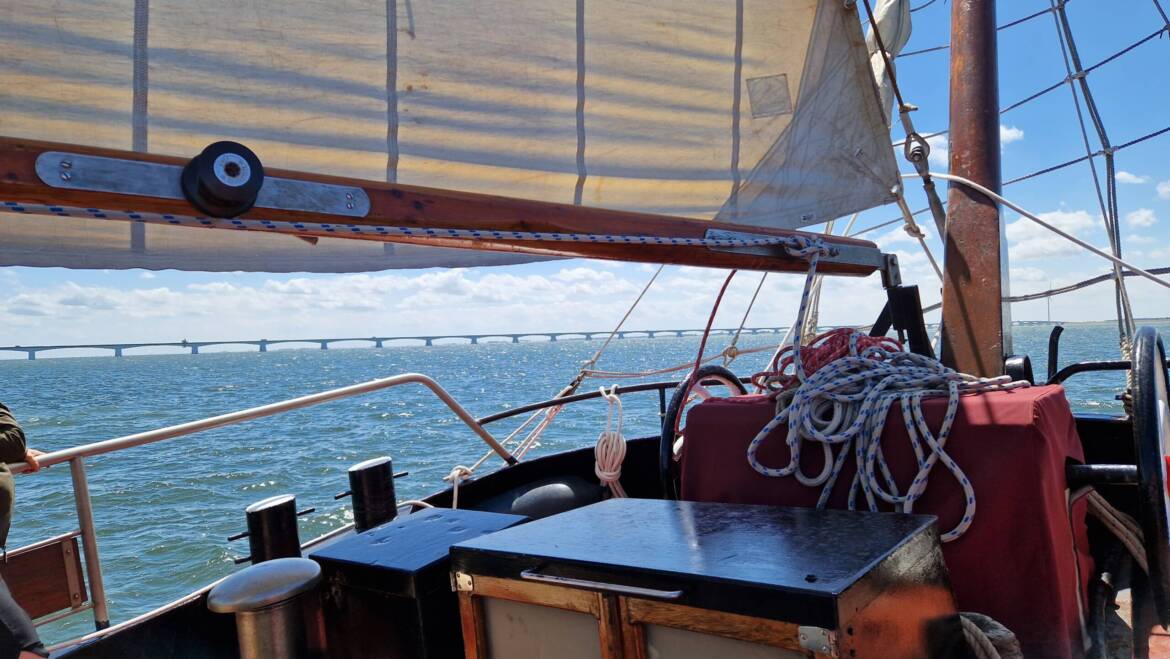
752,328,903,392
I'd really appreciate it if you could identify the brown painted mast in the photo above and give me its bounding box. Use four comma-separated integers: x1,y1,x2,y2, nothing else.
939,0,1010,376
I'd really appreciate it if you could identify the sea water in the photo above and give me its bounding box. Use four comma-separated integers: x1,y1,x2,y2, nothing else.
0,321,1156,643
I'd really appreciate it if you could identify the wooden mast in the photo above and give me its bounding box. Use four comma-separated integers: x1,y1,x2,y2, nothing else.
939,0,1010,376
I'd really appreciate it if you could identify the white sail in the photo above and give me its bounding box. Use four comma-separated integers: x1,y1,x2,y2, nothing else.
0,0,898,272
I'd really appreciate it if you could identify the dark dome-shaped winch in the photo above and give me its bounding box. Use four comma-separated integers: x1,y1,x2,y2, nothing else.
181,141,265,218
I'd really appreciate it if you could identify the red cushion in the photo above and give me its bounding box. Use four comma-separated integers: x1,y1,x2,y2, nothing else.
680,385,1091,659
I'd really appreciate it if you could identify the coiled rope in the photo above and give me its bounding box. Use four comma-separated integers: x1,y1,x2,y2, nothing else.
594,386,628,498
745,238,1030,542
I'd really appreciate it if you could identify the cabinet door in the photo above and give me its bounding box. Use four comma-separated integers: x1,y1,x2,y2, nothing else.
456,573,623,659
618,597,823,659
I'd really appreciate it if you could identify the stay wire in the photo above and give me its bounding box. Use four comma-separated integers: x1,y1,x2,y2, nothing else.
899,5,1060,58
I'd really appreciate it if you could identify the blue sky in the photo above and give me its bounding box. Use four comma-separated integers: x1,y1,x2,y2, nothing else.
2,1,1169,351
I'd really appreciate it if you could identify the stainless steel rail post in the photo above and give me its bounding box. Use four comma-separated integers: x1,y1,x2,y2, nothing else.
70,457,110,630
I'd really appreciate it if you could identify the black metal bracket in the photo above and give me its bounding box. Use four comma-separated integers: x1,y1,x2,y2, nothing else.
871,285,934,359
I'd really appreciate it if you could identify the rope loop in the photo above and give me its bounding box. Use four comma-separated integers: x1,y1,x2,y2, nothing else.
595,386,628,498
445,465,474,509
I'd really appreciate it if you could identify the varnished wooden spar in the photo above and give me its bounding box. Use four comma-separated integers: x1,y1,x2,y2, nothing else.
0,136,882,275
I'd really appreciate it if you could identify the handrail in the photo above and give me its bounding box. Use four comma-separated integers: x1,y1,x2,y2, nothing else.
475,376,754,426
12,373,513,474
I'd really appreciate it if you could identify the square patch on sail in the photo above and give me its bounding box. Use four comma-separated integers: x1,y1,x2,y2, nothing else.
746,74,793,118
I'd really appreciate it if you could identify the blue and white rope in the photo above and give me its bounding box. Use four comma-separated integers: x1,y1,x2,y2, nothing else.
0,201,813,250
748,244,1030,542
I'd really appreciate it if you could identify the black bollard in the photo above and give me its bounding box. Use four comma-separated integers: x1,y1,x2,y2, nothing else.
348,456,398,532
244,494,302,563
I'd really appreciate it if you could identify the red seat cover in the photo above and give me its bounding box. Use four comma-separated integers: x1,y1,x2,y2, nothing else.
680,385,1093,659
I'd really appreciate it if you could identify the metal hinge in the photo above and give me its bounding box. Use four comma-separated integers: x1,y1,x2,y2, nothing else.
452,571,474,592
881,253,902,288
798,625,837,656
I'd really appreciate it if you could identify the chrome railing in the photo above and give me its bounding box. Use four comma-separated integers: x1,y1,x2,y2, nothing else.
11,373,507,633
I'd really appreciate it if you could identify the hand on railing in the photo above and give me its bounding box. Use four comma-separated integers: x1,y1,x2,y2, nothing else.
23,449,44,472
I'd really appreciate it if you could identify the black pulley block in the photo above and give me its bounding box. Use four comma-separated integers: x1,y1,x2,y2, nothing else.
181,141,265,218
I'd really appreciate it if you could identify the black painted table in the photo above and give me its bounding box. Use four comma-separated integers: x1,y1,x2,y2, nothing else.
451,498,950,629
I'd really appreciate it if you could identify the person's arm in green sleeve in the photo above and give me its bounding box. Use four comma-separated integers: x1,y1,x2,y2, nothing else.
0,404,27,466
0,404,41,471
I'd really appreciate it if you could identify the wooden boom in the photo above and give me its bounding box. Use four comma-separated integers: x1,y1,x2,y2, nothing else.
0,137,885,276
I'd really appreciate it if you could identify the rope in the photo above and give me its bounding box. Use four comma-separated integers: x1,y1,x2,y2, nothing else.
961,616,1003,659
446,465,473,509
1086,489,1148,574
1050,0,1137,350
690,271,739,376
594,386,628,498
724,273,768,367
894,193,943,280
745,238,1029,543
583,345,774,380
576,265,665,378
1006,266,1170,305
0,203,807,250
898,6,1058,58
908,172,1170,292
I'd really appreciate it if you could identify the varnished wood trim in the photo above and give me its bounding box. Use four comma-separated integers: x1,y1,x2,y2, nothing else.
0,534,88,619
0,136,881,275
458,592,486,659
618,597,649,659
468,574,600,616
597,593,625,659
623,597,808,654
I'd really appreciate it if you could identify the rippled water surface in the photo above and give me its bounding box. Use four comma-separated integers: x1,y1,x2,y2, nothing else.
0,320,1158,642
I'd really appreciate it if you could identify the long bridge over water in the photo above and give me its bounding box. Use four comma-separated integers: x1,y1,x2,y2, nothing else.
0,327,790,360
0,320,1060,360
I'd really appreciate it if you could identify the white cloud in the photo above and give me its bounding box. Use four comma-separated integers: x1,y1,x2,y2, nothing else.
1126,208,1157,228
1006,209,1099,260
1117,171,1150,184
1128,234,1158,245
999,125,1024,144
1010,266,1048,283
1158,180,1170,200
926,134,948,168
139,271,156,279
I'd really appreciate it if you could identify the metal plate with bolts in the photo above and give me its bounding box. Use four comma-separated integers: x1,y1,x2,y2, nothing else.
798,625,836,656
36,152,371,218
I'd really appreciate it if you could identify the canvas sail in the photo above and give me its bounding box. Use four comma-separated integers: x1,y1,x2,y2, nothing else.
0,0,898,272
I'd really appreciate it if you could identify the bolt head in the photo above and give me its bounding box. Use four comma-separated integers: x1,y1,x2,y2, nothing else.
60,171,72,181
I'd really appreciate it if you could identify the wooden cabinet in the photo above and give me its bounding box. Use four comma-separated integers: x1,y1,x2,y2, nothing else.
455,572,819,658
451,500,965,659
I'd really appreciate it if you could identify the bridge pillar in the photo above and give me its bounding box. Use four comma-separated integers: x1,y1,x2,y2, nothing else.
617,332,626,339
676,331,684,337
425,338,433,347
647,331,656,338
114,347,123,358
26,351,35,361
191,345,200,355
470,337,478,345
374,339,384,348
512,336,520,344
549,335,557,342
319,341,328,350
259,341,268,353
584,334,593,340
